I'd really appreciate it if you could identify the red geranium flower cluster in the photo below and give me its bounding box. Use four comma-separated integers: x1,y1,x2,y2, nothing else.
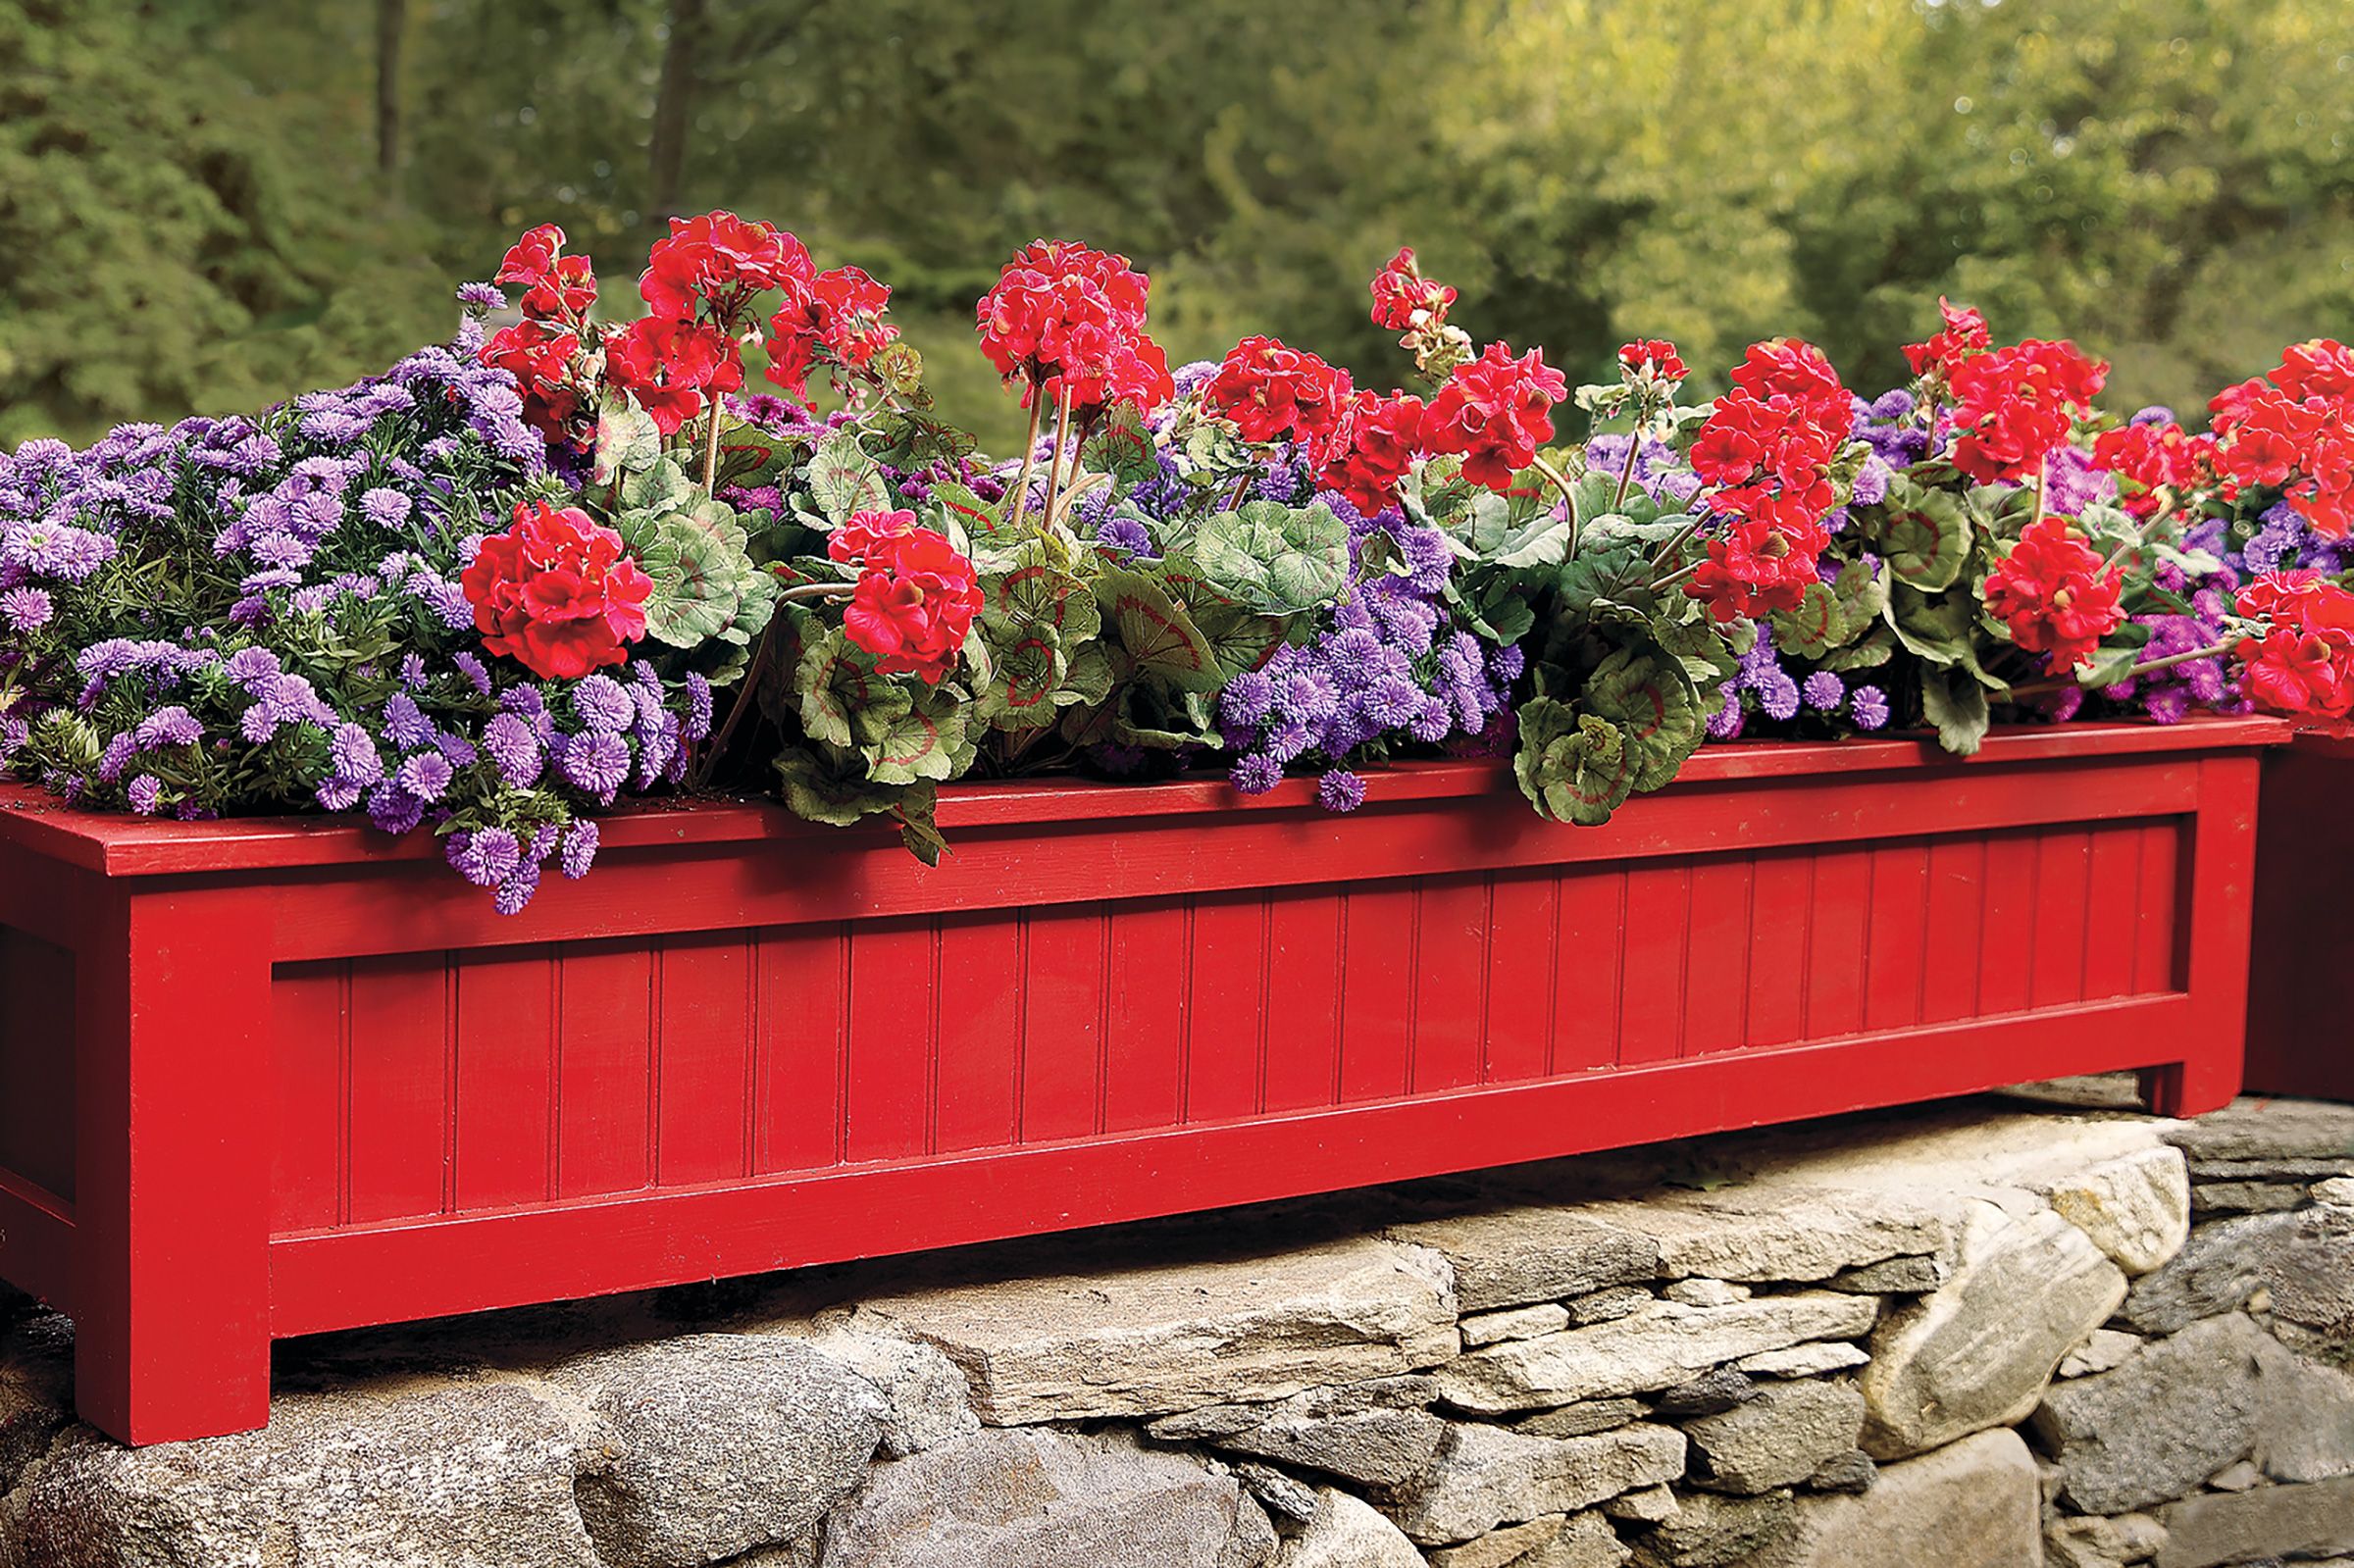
1369,247,1458,336
481,226,600,442
1901,296,1991,384
2209,340,2354,538
1983,518,2125,675
497,223,597,324
1618,339,1687,382
1684,339,1852,621
2089,420,2216,521
640,210,810,326
460,501,653,682
605,317,742,437
1204,336,1354,448
764,263,900,399
975,241,1172,414
1416,341,1566,491
1946,338,2109,484
2235,570,2354,729
1316,389,1427,514
834,512,985,684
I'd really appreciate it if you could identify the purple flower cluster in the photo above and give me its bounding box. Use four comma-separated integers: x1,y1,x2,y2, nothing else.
1708,636,1888,740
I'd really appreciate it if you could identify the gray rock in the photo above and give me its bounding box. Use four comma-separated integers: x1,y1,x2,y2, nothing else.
1579,1189,1944,1285
1751,1428,2042,1568
1664,1280,1750,1308
2046,1147,2192,1276
1230,1461,1320,1524
549,1334,887,1568
1151,1380,1450,1491
1516,1400,1649,1440
1650,1367,1757,1418
1463,1304,1573,1346
1385,1423,1685,1545
817,1428,1277,1568
788,1318,979,1456
2194,1182,2309,1213
2166,1098,2354,1164
2058,1327,2144,1379
2206,1458,2263,1492
0,1311,71,1496
1438,1294,1878,1415
1429,1511,1629,1568
1823,1256,1945,1295
2032,1313,2268,1514
1684,1382,1866,1495
2265,1203,2354,1357
1147,1376,1439,1442
1567,1288,1657,1326
2120,1209,2303,1334
1735,1342,1870,1379
2194,1157,2354,1181
2316,1176,2354,1207
2045,1513,2168,1568
2154,1474,2354,1568
2248,1320,2354,1484
1275,1487,1423,1568
1860,1207,2125,1458
1806,1450,1875,1494
860,1236,1458,1423
5,1374,604,1568
1604,1489,1680,1525
1627,1489,1796,1567
1384,1208,1660,1313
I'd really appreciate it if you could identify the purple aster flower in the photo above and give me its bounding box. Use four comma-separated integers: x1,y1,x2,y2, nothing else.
1801,671,1844,712
456,280,506,311
0,586,53,631
97,732,137,784
329,723,384,786
559,730,632,801
314,776,364,812
452,652,492,695
1318,770,1366,813
573,675,636,733
483,713,543,787
559,820,599,880
366,782,427,836
1095,516,1155,558
1230,753,1284,795
1221,669,1275,729
360,488,412,529
382,692,435,750
395,751,454,803
1850,685,1890,731
446,827,522,888
125,775,165,815
493,862,541,917
133,706,202,748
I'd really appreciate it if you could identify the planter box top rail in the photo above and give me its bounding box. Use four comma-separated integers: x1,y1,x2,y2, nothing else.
0,716,2291,879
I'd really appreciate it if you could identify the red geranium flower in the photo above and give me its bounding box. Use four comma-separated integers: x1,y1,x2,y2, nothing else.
1206,335,1355,448
2211,379,2354,539
1901,296,1992,381
1618,339,1687,382
1317,389,1427,514
1729,338,1850,432
1416,341,1566,491
496,224,567,288
1947,339,2109,484
1369,247,1457,334
766,264,899,395
1684,513,1831,624
974,240,1168,414
479,319,585,441
2089,421,2214,521
843,527,984,684
1983,517,2125,674
2235,571,2354,729
605,317,741,436
2272,340,2354,412
461,501,653,681
640,210,812,325
828,507,920,564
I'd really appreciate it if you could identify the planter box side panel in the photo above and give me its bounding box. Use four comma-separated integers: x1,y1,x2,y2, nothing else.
264,808,2194,1240
2245,742,2354,1100
0,926,77,1207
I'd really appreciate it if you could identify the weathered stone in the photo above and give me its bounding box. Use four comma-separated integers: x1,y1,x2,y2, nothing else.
2153,1474,2354,1568
2047,1147,2191,1275
1664,1280,1749,1308
1604,1488,1680,1524
1429,1511,1629,1568
1150,1382,1451,1492
2316,1175,2354,1207
1438,1294,1877,1415
2057,1327,2144,1379
1580,1189,1944,1285
2249,1321,2354,1484
1823,1256,1945,1295
2165,1097,2354,1164
787,1318,978,1456
1735,1342,1869,1379
1626,1489,1796,1567
1805,1450,1875,1494
1567,1288,1656,1326
1650,1367,1757,1418
1384,1208,1660,1313
2120,1209,2303,1334
1147,1376,1439,1442
1384,1423,1685,1545
1684,1381,1865,1495
1516,1400,1648,1440
817,1428,1277,1568
2193,1157,2354,1180
1751,1429,2042,1568
2194,1181,2308,1213
1275,1487,1423,1568
2265,1202,2354,1357
548,1333,887,1568
2046,1513,2168,1568
1860,1206,2125,1458
860,1236,1458,1422
1231,1461,1319,1524
5,1375,604,1568
1463,1303,1572,1347
2032,1312,2268,1514
0,1311,71,1497
2206,1458,2263,1492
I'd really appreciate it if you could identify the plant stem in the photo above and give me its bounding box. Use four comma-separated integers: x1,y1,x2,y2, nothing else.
774,580,858,604
1007,386,1045,529
1651,559,1704,593
2032,450,2050,523
1050,470,1110,530
692,626,776,789
2004,637,2235,701
1527,454,1583,561
701,399,726,496
1646,518,1701,571
1611,424,1643,511
2099,497,2176,574
1038,384,1076,533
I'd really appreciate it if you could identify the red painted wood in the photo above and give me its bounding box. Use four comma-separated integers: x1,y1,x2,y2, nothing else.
0,717,2285,1445
0,927,77,1203
2246,737,2354,1100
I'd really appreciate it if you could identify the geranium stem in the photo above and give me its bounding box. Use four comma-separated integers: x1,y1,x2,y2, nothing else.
2004,637,2235,700
1647,519,1701,571
1611,426,1643,511
1528,454,1583,561
774,581,858,603
1040,385,1076,531
1651,559,1703,593
1007,386,1045,529
702,400,726,496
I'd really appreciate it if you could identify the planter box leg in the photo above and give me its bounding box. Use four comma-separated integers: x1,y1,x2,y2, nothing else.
73,889,274,1444
2139,755,2260,1122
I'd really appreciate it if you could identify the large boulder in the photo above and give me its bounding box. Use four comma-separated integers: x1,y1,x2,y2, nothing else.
1436,1294,1877,1415
2042,1147,2191,1276
2031,1312,2268,1514
1383,1423,1685,1545
859,1236,1458,1423
547,1334,888,1567
2120,1210,2304,1335
1752,1428,2042,1568
816,1428,1274,1568
1859,1206,2125,1457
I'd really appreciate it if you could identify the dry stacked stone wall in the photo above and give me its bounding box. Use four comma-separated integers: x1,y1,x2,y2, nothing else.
2,1087,2350,1568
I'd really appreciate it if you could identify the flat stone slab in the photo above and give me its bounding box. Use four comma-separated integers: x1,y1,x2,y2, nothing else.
2163,1097,2354,1164
1751,1429,2041,1568
1385,1422,1684,1545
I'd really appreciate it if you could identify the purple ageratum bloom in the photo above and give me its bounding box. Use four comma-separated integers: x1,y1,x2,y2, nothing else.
1318,770,1367,813
1850,685,1891,731
125,775,165,815
1094,516,1155,559
1851,456,1892,509
1706,682,1746,741
1757,671,1802,723
559,820,599,880
456,280,506,312
1801,671,1844,712
559,731,632,801
1220,669,1275,728
1230,753,1284,795
483,712,543,787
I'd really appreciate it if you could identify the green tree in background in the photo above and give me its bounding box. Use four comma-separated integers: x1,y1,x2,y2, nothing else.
3,0,2348,447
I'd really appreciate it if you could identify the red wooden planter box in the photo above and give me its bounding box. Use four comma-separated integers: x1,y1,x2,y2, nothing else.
0,717,2282,1444
2246,732,2354,1101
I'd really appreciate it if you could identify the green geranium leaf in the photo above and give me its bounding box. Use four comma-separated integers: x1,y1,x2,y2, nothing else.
1080,404,1161,485
774,746,905,827
637,503,772,651
620,457,692,514
795,629,887,748
808,430,890,524
1557,535,1658,616
1191,500,1351,615
1512,695,1635,827
592,389,662,485
1769,559,1889,659
1583,645,1702,792
1883,582,1974,668
1095,567,1224,691
853,685,968,785
1820,624,1897,672
1920,668,1991,755
1868,477,1973,591
1193,604,1287,680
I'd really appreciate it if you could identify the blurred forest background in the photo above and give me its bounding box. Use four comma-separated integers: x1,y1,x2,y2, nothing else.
2,0,2348,448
